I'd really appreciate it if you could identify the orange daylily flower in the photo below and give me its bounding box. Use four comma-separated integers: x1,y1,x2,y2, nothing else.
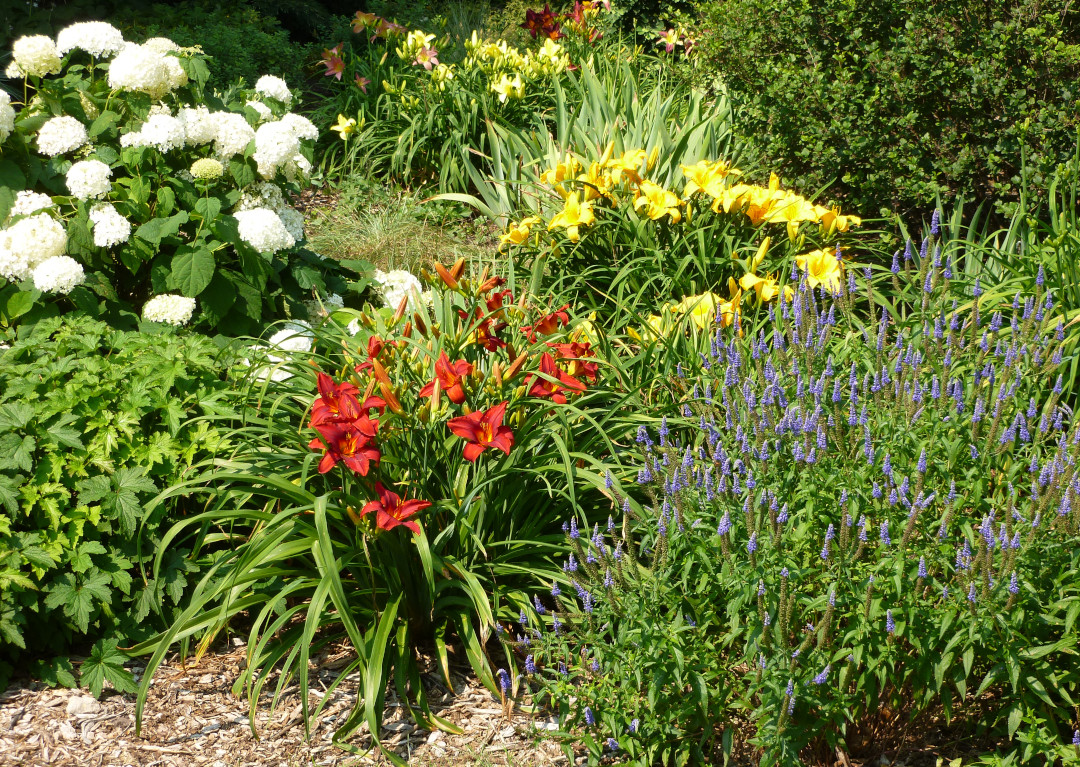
447,401,515,461
527,352,587,404
547,341,598,383
521,304,570,342
419,351,473,405
360,482,430,535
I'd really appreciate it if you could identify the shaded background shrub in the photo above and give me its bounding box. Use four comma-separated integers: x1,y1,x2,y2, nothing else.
696,0,1080,224
0,315,236,687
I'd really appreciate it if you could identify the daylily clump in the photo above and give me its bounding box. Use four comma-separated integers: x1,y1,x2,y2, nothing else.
308,260,601,540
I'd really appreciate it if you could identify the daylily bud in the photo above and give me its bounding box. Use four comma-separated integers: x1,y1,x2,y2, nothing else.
402,321,413,338
431,376,441,411
393,295,409,324
370,357,392,387
380,382,404,414
504,352,529,381
361,311,375,328
413,311,428,336
420,267,433,282
435,262,459,289
346,506,363,525
450,257,466,281
493,361,504,387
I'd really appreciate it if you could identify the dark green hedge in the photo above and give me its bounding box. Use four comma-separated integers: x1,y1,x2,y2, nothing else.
696,0,1080,221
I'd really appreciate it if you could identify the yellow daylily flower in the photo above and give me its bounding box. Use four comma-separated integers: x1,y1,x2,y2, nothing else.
765,193,822,240
795,248,846,292
578,162,616,202
681,159,740,199
548,191,595,242
740,272,793,304
605,148,648,184
540,155,582,187
330,114,357,140
499,215,541,249
491,73,524,102
627,312,669,342
819,206,862,235
634,180,682,223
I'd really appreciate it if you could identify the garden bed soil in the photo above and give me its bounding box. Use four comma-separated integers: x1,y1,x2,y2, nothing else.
0,642,567,767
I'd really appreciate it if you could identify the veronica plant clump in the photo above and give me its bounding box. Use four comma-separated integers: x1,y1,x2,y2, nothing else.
519,261,1080,764
0,22,350,332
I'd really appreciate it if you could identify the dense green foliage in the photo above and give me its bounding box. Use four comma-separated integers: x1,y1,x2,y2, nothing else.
0,315,235,680
697,0,1080,221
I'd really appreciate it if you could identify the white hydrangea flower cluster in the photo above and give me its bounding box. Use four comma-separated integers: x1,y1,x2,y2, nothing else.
373,269,428,311
253,121,300,179
107,41,186,100
120,113,186,152
89,204,131,248
234,207,296,254
36,116,88,157
0,213,68,281
244,320,313,382
11,35,62,77
235,182,304,243
209,112,256,158
176,106,217,146
66,159,113,200
143,294,196,326
32,255,85,294
56,22,125,58
254,75,292,104
9,191,54,218
0,91,15,143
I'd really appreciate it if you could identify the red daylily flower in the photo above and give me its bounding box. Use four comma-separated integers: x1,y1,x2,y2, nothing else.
459,307,507,352
419,351,473,404
360,482,430,534
356,335,394,373
311,372,362,427
527,352,586,404
447,401,515,461
521,5,563,40
485,288,513,316
521,304,570,342
547,341,598,383
309,417,380,475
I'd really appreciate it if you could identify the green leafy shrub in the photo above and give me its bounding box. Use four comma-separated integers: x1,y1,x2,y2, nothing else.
518,241,1080,764
0,22,350,333
112,0,314,89
132,259,649,763
0,314,236,681
696,0,1080,221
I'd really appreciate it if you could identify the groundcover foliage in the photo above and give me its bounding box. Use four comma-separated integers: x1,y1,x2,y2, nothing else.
515,242,1080,763
0,314,236,687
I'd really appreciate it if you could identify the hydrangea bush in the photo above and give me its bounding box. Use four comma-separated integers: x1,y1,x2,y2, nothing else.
0,22,349,332
516,245,1080,764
